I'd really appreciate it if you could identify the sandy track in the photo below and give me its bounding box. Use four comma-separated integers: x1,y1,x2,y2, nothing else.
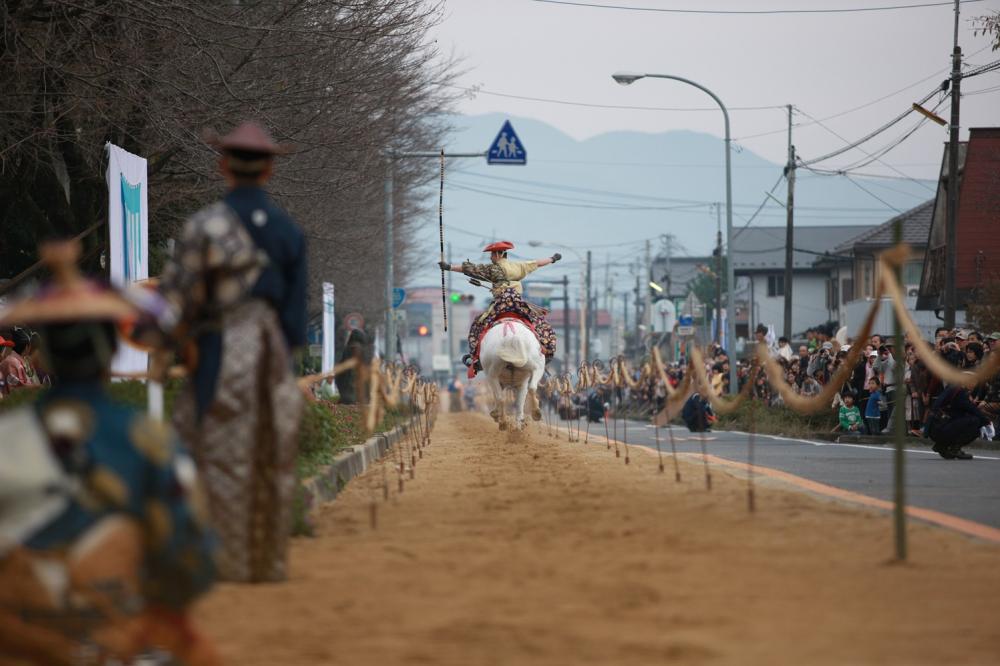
198,411,1000,665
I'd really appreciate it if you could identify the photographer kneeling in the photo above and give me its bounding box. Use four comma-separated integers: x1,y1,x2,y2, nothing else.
926,349,990,460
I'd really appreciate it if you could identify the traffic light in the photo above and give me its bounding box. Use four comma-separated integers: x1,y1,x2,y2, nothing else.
449,293,475,304
416,324,430,337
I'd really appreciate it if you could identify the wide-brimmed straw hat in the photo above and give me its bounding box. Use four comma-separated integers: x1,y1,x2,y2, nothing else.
0,241,137,326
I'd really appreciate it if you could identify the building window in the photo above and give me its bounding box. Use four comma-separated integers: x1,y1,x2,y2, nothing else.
827,278,839,310
903,260,923,286
767,274,784,297
842,278,854,304
862,262,873,298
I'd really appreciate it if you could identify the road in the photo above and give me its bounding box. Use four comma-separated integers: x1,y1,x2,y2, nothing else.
550,415,1000,532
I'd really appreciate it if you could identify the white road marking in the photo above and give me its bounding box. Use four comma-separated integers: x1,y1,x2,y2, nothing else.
716,430,1000,461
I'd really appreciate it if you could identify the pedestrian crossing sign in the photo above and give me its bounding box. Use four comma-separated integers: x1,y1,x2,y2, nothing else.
487,120,526,165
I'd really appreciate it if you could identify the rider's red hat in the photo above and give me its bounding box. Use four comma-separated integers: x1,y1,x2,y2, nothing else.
483,241,514,253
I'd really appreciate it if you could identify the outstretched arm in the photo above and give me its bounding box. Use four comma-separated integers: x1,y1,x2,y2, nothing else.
534,253,562,268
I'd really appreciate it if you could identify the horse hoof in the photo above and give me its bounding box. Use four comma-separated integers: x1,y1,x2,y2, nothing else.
499,421,508,431
490,409,501,422
531,409,542,421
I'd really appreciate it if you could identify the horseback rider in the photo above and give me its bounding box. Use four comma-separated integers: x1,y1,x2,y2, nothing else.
438,241,560,374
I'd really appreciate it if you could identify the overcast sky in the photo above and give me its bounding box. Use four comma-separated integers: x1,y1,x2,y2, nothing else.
430,0,1000,181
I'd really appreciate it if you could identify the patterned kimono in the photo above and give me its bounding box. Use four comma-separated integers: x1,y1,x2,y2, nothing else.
461,260,557,359
153,188,306,583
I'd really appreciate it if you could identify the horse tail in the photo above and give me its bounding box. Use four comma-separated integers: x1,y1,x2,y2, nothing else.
497,327,531,367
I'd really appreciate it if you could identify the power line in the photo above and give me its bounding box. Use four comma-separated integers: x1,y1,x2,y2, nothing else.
733,44,992,142
531,0,983,15
452,169,906,212
733,174,786,239
794,107,936,191
446,84,783,112
798,88,939,166
446,181,708,211
843,175,904,213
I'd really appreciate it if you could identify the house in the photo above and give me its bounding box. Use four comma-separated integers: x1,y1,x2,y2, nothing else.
816,200,934,333
729,225,876,338
918,128,1000,312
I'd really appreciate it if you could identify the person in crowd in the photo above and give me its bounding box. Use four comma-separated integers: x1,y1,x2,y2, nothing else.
839,392,863,432
586,387,609,423
135,121,306,583
874,342,898,432
776,336,793,362
336,328,370,405
0,333,13,397
963,341,984,369
681,391,716,432
0,240,217,664
926,351,990,460
0,327,30,395
865,377,884,435
934,326,950,350
907,350,929,436
805,328,818,353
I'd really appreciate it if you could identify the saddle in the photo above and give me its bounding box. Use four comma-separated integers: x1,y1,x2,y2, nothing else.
467,312,539,379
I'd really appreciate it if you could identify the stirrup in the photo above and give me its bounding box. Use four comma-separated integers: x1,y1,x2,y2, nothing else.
462,354,473,367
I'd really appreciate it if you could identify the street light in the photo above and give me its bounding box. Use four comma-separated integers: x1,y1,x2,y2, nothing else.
611,70,737,395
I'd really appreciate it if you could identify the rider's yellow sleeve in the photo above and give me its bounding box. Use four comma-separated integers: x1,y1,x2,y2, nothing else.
499,259,538,282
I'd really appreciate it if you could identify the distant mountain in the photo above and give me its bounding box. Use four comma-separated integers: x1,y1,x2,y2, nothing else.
414,113,934,288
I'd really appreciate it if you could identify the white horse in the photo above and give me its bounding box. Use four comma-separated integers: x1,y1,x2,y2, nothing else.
479,316,546,431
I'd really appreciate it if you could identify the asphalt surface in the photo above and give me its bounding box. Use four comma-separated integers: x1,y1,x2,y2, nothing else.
552,415,1000,531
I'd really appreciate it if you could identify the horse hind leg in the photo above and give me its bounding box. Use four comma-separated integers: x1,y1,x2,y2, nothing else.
527,388,542,422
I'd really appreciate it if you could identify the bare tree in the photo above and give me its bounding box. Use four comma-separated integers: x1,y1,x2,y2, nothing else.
0,0,461,328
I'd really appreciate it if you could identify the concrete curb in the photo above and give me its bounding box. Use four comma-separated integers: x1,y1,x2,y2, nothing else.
301,419,416,507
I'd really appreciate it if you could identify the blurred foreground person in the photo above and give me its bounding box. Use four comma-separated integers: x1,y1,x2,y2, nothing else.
0,241,217,665
139,121,306,583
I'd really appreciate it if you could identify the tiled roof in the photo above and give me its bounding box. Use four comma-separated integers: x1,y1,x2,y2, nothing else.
834,199,934,253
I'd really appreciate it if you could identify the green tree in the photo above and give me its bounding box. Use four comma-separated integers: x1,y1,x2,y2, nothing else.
686,256,728,315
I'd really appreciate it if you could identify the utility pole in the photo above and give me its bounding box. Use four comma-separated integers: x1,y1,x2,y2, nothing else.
715,204,723,345
447,242,454,365
634,262,641,344
783,104,796,340
562,275,571,370
584,250,593,362
643,240,652,342
623,290,629,346
944,0,961,329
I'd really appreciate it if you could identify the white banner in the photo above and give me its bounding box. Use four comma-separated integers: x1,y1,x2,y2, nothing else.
106,143,149,376
321,282,337,374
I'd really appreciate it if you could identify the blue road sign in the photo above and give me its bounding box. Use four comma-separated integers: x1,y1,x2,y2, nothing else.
487,120,527,165
392,287,406,309
679,314,693,327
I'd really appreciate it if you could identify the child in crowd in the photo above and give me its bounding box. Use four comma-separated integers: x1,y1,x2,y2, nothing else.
865,377,884,435
839,393,863,432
